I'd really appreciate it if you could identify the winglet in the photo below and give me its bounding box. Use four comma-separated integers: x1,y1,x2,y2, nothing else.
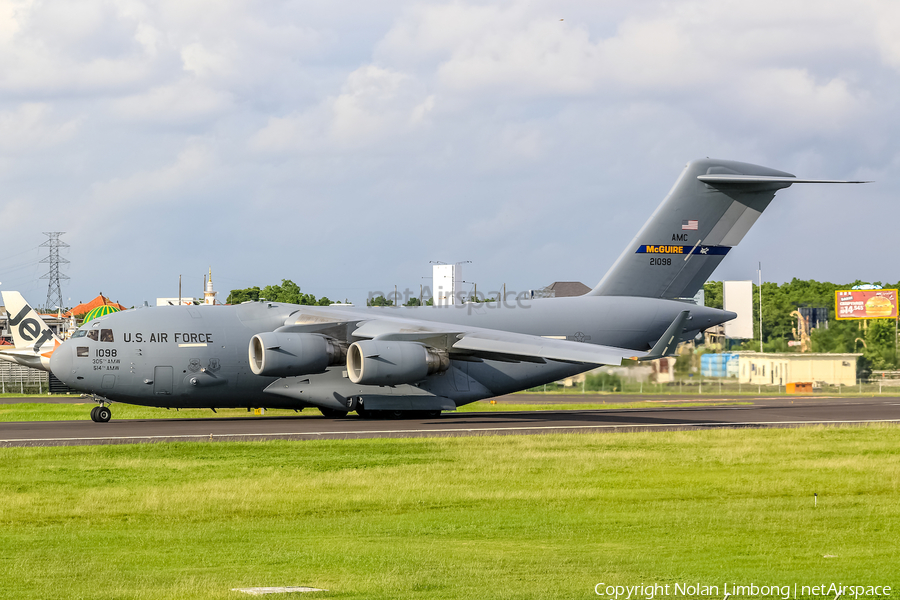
634,310,690,361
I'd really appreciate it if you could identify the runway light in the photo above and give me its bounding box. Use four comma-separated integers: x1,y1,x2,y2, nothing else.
490,400,496,404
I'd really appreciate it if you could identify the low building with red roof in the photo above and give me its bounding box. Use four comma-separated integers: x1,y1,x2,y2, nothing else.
65,295,127,318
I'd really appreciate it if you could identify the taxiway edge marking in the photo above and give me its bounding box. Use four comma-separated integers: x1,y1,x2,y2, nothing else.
2,418,900,445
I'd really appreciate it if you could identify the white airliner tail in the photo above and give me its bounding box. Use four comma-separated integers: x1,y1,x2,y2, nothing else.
1,291,63,371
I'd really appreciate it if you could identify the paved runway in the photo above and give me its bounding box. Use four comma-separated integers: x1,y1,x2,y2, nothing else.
1,395,899,447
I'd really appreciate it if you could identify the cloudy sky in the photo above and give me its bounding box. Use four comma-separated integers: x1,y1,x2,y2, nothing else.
1,0,897,308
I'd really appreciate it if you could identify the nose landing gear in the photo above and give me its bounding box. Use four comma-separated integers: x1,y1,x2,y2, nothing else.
90,405,111,423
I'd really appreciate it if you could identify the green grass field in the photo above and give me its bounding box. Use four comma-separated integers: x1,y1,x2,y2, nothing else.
0,400,750,422
1,426,898,599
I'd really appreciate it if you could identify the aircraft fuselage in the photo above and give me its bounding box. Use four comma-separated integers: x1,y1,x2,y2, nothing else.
50,296,732,411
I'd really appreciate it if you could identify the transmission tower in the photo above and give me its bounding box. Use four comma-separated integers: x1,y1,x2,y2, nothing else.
40,232,69,311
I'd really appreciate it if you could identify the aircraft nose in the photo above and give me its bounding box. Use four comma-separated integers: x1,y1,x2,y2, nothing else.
49,341,75,385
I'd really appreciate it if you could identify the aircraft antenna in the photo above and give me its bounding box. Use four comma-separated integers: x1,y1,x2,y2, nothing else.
40,232,69,312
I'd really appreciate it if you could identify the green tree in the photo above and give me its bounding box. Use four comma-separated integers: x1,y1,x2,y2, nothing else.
864,319,897,370
583,372,623,392
227,280,332,306
226,287,261,304
367,295,394,307
703,281,723,309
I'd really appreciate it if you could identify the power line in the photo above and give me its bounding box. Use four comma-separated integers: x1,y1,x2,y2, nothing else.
40,232,69,311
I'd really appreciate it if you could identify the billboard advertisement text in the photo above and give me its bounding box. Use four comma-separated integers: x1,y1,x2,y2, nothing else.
835,289,898,320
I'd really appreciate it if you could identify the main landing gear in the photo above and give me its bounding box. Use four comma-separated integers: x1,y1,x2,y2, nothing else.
90,405,111,423
318,408,349,418
318,407,440,419
355,407,441,419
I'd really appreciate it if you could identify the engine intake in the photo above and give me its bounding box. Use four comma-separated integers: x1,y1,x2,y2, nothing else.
249,332,345,377
347,340,449,386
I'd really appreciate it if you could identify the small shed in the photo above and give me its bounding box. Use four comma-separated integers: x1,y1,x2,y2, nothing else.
700,353,740,378
736,352,860,387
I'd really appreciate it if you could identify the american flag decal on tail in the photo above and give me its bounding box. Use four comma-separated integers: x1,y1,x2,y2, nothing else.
682,219,698,230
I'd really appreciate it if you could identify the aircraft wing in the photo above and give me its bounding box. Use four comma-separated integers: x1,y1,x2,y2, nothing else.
449,311,690,364
275,305,681,366
451,330,642,365
349,315,643,366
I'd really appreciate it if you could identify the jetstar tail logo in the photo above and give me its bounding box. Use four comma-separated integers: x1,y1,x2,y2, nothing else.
8,305,57,353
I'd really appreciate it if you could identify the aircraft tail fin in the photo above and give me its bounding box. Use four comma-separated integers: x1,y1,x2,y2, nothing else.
2,292,63,369
588,158,866,299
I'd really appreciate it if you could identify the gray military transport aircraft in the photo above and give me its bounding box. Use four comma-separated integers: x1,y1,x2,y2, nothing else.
43,158,861,422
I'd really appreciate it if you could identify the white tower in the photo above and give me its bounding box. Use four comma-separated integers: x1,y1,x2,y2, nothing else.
433,263,461,306
204,268,218,305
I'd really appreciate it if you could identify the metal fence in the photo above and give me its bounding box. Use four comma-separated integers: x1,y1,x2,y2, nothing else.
545,378,900,396
0,362,50,394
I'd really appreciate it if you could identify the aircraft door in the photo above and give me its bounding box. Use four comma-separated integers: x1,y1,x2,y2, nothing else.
154,366,173,395
452,362,470,392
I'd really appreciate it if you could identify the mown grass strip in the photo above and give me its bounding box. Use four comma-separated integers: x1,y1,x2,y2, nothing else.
0,399,750,422
0,402,312,422
458,400,750,412
1,426,898,599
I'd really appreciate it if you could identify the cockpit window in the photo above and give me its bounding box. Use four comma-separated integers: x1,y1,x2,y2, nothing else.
87,330,98,341
100,329,114,342
71,330,87,339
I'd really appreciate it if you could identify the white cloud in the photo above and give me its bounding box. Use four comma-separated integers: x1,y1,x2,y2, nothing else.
0,0,898,304
251,65,433,153
869,0,900,70
734,68,865,132
181,42,232,79
87,138,217,208
0,103,80,152
330,66,422,143
111,80,234,124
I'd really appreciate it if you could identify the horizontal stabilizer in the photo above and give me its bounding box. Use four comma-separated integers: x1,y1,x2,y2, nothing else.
698,174,870,185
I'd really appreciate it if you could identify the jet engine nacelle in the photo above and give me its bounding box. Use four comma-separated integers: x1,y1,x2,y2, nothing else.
249,332,345,377
347,340,449,386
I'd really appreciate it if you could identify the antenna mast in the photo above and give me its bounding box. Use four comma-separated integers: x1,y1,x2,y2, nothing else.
40,232,69,311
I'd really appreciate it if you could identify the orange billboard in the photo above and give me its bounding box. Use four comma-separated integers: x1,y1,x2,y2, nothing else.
835,289,898,320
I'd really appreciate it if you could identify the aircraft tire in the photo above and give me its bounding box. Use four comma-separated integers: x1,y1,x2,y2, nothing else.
96,406,111,423
319,408,348,418
89,406,100,422
422,410,442,418
356,408,423,419
356,408,383,419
